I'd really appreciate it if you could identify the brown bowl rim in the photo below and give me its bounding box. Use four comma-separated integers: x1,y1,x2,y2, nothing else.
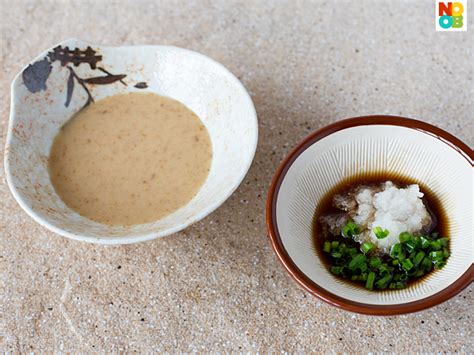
266,115,474,315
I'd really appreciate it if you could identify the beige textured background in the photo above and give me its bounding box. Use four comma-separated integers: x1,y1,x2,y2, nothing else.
1,0,473,352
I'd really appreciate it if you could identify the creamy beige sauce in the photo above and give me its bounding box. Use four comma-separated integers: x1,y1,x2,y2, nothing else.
49,93,212,226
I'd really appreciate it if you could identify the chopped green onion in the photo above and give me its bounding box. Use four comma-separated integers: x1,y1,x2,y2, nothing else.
361,242,376,254
339,243,347,253
401,259,414,271
429,251,443,261
341,221,361,239
389,282,406,289
390,243,404,259
439,237,449,247
399,232,412,243
421,257,432,272
323,241,331,253
430,240,442,251
369,257,382,268
348,248,358,257
414,236,423,248
405,240,417,253
366,272,376,290
379,264,391,276
323,222,449,290
348,254,367,270
373,226,390,239
375,274,393,289
420,237,430,249
413,251,425,266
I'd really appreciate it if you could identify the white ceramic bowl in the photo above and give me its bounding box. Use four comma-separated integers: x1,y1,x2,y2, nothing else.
5,39,258,244
267,116,473,315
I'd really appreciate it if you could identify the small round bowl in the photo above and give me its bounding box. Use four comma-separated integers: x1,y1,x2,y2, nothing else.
266,116,473,315
5,39,258,244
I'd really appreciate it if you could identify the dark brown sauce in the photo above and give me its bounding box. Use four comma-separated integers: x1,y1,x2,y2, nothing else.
313,172,449,289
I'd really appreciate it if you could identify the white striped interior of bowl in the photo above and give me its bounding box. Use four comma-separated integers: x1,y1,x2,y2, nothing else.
276,125,472,305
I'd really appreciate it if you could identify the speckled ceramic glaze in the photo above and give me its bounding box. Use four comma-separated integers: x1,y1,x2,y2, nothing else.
5,38,258,244
267,116,473,315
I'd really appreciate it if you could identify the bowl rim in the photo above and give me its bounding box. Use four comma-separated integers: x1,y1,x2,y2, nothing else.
4,39,259,244
266,115,473,315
